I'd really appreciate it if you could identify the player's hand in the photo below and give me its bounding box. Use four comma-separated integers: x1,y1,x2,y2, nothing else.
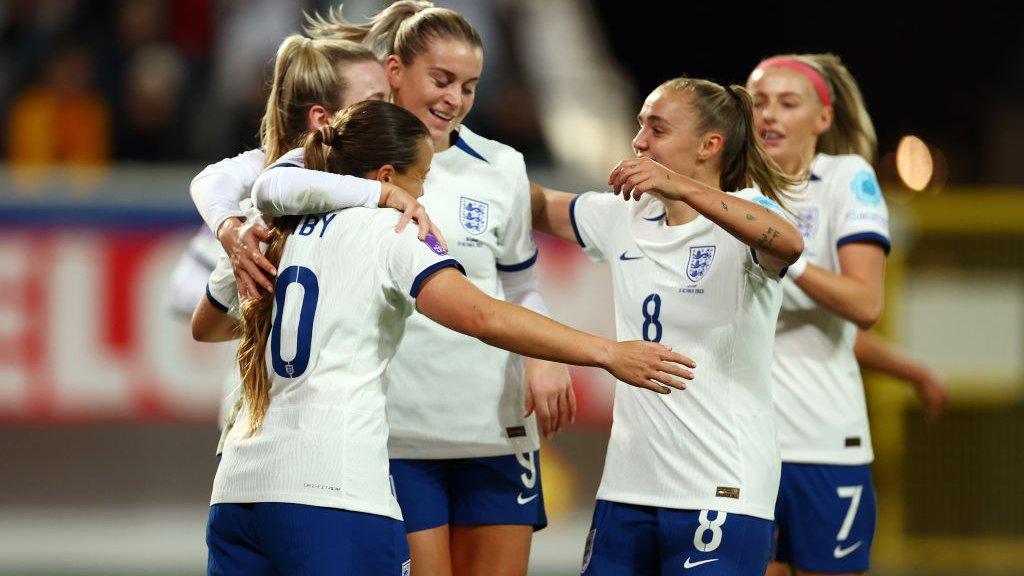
379,182,448,252
608,156,690,201
912,368,948,421
523,358,576,438
217,216,276,300
603,341,695,394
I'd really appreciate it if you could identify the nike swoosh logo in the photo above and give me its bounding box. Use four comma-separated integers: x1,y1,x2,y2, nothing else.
683,557,718,569
833,541,862,559
643,212,667,221
516,492,538,505
619,251,644,261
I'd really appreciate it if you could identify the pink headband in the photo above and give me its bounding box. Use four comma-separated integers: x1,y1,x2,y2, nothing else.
753,57,832,107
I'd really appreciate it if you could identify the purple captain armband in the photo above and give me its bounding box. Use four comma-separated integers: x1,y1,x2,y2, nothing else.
422,233,447,256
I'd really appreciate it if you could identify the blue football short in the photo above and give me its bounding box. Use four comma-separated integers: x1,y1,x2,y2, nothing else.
389,450,547,533
581,499,773,575
207,502,410,575
773,463,877,573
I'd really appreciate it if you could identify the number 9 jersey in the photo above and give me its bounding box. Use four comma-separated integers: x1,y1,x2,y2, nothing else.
569,190,785,521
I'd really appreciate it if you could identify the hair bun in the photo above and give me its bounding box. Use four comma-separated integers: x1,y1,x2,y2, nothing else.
319,124,337,146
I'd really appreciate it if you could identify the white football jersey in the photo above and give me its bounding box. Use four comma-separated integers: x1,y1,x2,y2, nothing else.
771,154,891,465
205,252,243,450
385,126,541,459
209,206,462,520
572,190,785,521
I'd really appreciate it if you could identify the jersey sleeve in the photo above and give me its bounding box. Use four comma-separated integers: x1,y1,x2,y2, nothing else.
166,226,221,319
252,164,382,217
383,227,466,306
831,157,891,254
190,149,266,233
495,158,539,272
206,252,241,319
733,188,789,277
567,191,624,262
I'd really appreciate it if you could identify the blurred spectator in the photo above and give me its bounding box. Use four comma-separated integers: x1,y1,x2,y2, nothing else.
190,0,306,158
115,44,187,160
118,0,166,50
6,42,110,166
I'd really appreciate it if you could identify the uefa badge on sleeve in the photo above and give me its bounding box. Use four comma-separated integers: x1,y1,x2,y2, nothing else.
851,170,883,206
686,245,716,283
459,197,489,235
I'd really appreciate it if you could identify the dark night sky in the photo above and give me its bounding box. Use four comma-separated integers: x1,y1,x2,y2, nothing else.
589,2,1024,184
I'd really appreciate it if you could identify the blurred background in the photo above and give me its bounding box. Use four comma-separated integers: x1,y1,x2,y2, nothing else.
1,0,1022,574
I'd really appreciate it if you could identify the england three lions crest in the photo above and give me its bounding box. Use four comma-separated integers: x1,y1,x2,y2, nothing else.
686,245,716,283
795,207,819,240
460,196,489,235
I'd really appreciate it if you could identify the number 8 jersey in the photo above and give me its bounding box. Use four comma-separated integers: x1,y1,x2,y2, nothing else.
208,206,463,521
570,190,785,520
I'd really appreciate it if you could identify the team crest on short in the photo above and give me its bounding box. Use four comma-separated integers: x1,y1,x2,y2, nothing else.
795,207,819,239
686,245,716,283
851,170,883,206
581,528,596,573
460,196,489,235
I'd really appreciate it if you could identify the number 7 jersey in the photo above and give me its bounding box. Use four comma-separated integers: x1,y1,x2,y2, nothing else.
570,191,785,520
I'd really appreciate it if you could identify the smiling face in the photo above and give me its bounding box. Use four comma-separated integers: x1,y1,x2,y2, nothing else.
632,87,707,179
747,66,833,174
338,59,390,108
386,37,483,151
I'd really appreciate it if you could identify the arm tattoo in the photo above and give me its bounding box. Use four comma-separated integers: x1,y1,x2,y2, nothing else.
745,213,756,221
757,227,781,250
721,201,729,212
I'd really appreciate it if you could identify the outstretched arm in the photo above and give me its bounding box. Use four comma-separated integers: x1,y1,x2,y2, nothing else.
416,268,696,394
530,181,579,243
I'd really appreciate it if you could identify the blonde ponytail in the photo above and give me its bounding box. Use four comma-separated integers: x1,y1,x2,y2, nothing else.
236,217,298,436
258,34,378,165
305,1,481,63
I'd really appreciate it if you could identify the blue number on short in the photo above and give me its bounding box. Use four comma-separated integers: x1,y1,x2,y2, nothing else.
270,265,319,378
641,293,662,342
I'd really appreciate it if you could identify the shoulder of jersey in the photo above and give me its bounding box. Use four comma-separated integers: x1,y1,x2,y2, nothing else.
268,147,305,168
733,186,785,214
814,153,873,184
240,147,268,166
455,125,526,171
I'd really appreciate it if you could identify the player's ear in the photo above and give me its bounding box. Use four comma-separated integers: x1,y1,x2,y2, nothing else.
307,105,329,130
373,164,397,182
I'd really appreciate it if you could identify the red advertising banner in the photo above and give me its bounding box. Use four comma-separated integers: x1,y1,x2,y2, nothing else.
0,225,615,425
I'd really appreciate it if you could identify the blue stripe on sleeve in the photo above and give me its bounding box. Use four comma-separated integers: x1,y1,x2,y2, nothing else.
410,259,466,298
568,195,586,248
496,249,538,272
206,285,230,313
836,232,891,255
